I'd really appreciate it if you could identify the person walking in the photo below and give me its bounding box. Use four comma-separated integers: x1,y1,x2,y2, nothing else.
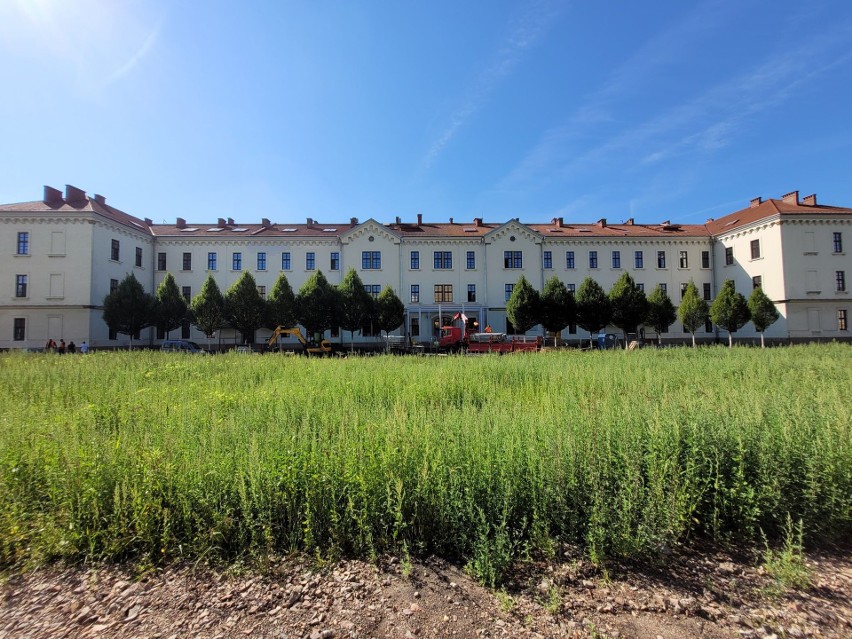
58,339,66,355
80,341,89,354
68,341,77,354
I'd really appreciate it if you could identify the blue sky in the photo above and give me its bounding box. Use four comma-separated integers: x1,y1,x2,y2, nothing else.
2,0,851,225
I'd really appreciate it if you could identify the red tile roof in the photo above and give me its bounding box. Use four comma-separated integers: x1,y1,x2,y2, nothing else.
706,198,852,236
385,221,711,238
4,188,850,241
150,223,357,238
0,197,151,234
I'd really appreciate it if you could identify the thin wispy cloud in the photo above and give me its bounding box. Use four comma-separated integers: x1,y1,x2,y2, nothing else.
638,41,852,166
498,1,732,190
421,0,562,169
502,8,852,192
103,20,163,87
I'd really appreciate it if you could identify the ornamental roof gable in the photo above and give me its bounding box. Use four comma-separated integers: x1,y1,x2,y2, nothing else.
483,219,542,244
340,218,401,244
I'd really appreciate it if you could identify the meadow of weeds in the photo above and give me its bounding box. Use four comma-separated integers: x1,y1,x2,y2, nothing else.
0,345,849,583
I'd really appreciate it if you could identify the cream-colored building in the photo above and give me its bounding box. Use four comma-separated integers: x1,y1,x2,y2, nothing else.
1,185,849,349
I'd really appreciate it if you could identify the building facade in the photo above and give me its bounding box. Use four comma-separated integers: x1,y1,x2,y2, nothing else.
2,185,850,349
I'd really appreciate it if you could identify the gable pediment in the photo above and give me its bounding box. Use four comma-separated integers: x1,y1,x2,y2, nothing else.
339,218,401,244
484,220,542,244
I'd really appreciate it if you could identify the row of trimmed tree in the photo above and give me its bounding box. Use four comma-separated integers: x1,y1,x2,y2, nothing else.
102,269,405,349
506,273,780,348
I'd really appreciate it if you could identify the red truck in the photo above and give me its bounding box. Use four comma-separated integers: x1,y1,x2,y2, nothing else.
438,326,542,353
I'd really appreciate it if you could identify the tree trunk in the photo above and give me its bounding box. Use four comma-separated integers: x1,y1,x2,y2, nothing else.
760,332,765,348
691,332,695,348
728,332,733,348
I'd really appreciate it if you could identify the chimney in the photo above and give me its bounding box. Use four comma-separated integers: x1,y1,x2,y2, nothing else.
217,218,226,228
65,184,87,205
395,216,401,225
706,217,715,223
802,193,817,206
93,194,106,205
474,217,483,227
144,218,153,226
597,218,607,228
625,218,634,226
43,185,63,205
307,217,313,227
350,217,358,225
449,217,454,225
781,190,799,205
558,217,564,228
417,213,423,226
261,217,271,227
176,217,187,229
750,197,763,208
660,220,670,226
227,217,235,225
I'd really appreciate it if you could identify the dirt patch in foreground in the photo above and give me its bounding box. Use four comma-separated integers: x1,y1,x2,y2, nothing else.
1,546,849,639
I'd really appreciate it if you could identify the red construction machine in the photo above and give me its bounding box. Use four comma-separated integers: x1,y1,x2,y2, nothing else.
437,325,542,354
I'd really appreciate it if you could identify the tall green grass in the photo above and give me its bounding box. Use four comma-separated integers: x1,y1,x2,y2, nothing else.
0,345,849,581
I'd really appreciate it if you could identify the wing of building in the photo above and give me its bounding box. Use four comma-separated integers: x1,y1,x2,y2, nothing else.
1,185,849,349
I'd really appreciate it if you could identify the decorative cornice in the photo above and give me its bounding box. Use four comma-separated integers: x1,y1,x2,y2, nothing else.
1,216,90,226
154,238,342,248
541,237,711,247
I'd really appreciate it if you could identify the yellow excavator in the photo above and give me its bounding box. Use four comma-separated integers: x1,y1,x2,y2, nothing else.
267,326,332,356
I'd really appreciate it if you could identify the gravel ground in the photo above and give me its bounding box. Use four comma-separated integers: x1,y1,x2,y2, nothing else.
1,545,849,638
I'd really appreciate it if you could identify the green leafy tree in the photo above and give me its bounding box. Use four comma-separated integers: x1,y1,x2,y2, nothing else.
646,284,677,345
102,273,155,349
748,286,780,348
296,271,340,340
267,272,297,329
224,272,266,345
337,268,373,351
506,275,541,335
154,272,187,339
711,279,751,347
540,276,576,346
678,280,709,347
609,272,649,348
576,277,612,348
191,275,226,349
375,286,406,349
